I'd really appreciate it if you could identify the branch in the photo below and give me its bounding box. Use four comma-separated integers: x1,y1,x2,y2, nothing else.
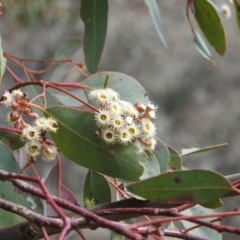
0,198,142,240
162,229,208,240
1,171,240,239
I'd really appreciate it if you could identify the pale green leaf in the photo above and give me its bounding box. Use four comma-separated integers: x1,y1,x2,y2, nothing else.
181,143,228,156
0,38,6,84
193,29,215,64
53,38,81,60
144,0,171,53
182,205,222,240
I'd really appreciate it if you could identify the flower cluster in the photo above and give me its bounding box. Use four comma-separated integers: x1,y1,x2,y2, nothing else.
0,89,58,161
1,89,39,124
21,117,58,161
89,88,157,152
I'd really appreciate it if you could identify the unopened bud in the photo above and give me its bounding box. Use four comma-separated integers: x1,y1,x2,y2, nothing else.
134,102,146,113
10,111,19,121
95,129,102,137
42,141,48,150
14,120,22,129
148,110,156,119
29,112,40,119
11,101,19,110
23,108,31,114
141,138,152,147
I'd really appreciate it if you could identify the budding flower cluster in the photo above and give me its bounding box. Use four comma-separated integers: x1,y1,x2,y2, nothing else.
1,90,39,126
89,88,158,152
21,117,58,161
0,89,58,161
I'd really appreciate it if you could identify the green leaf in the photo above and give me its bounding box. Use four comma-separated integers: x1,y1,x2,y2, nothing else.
53,38,81,60
194,0,226,55
201,199,223,209
193,29,215,64
45,106,146,181
83,72,149,107
144,0,171,54
0,141,42,213
140,151,160,180
0,129,23,150
80,0,108,73
153,138,169,173
84,170,111,206
234,0,240,29
181,205,222,240
0,209,25,228
126,169,232,204
181,143,228,156
0,38,6,84
168,146,181,170
140,138,170,180
54,89,86,107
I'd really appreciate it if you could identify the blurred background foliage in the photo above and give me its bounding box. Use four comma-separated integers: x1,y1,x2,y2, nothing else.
0,0,240,239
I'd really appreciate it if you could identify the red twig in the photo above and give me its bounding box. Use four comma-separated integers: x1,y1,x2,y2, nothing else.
0,169,142,240
41,226,50,240
5,66,24,83
161,229,208,240
128,210,240,235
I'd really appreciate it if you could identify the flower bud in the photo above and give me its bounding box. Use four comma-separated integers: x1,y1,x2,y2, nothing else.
29,112,40,119
11,101,20,110
23,108,31,114
14,120,22,129
10,111,19,121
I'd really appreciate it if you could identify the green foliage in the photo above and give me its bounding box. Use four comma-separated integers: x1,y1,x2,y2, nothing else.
144,0,171,53
201,199,223,209
45,106,146,181
80,0,108,73
181,143,228,156
0,1,239,239
194,0,226,55
83,72,149,107
168,146,182,170
84,170,111,206
193,29,214,64
234,0,240,29
0,141,42,213
53,38,81,60
0,209,25,228
0,130,23,150
126,170,233,204
150,138,169,174
181,206,222,239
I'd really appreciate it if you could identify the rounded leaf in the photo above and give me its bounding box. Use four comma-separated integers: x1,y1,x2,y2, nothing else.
126,169,233,204
83,72,149,107
45,106,147,181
